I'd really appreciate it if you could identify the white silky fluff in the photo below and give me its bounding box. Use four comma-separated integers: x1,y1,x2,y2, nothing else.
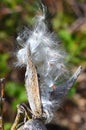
16,12,70,123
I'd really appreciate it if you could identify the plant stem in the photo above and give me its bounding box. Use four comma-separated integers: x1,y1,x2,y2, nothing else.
0,78,5,130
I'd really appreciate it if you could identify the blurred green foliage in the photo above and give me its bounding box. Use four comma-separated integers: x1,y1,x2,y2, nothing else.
0,53,10,76
52,13,86,66
5,81,27,109
0,0,86,129
4,123,11,130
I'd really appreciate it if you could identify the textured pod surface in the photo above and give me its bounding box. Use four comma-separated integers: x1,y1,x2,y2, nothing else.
23,119,47,130
25,48,42,118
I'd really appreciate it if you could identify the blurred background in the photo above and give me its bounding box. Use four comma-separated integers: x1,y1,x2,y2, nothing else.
0,0,86,130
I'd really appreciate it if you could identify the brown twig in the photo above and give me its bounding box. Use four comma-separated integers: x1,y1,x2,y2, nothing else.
0,78,5,130
68,17,86,33
65,0,83,17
